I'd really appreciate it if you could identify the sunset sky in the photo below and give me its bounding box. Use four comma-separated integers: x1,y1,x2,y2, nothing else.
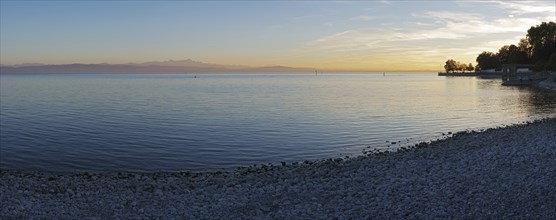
1,1,554,71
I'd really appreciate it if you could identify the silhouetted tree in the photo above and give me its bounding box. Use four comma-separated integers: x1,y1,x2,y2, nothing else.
517,38,530,56
444,59,458,73
497,45,511,64
508,50,529,64
444,22,555,71
459,63,467,73
466,63,474,72
476,51,500,70
527,21,556,69
498,44,530,64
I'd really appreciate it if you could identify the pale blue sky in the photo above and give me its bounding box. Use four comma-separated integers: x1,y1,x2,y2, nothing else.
1,1,554,71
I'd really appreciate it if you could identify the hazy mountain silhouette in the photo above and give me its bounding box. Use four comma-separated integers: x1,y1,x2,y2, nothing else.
135,59,248,69
11,63,46,67
0,59,313,74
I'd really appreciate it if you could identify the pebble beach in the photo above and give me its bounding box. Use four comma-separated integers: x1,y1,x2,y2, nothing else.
1,118,555,219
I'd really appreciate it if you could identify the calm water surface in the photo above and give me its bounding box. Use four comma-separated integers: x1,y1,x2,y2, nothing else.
1,73,555,171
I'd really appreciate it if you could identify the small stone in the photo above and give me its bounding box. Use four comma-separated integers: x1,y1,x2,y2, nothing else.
154,189,163,196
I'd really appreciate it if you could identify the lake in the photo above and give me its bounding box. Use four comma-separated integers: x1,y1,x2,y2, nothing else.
1,73,555,172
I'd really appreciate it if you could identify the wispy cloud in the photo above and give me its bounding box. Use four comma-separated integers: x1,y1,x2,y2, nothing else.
412,10,542,35
484,0,556,22
299,0,553,70
412,11,482,22
487,0,556,15
306,1,549,52
288,14,317,21
351,15,375,21
305,29,387,52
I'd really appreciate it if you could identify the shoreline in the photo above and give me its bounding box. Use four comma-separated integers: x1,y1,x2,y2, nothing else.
2,118,556,218
536,72,556,91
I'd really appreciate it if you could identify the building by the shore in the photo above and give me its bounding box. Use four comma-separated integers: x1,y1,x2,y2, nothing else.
501,64,550,86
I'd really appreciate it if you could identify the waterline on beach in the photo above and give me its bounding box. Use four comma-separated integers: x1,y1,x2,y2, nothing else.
1,73,555,171
2,118,555,218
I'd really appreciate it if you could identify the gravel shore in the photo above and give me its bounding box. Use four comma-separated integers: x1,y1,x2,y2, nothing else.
2,118,555,219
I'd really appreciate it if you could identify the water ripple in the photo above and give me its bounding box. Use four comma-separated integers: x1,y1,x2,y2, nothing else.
1,73,555,171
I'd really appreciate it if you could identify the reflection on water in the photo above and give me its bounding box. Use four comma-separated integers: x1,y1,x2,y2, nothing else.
0,73,555,172
472,78,556,119
522,87,556,116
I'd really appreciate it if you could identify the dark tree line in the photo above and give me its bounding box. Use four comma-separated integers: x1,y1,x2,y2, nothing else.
529,21,556,70
475,21,556,71
475,52,500,70
444,59,474,73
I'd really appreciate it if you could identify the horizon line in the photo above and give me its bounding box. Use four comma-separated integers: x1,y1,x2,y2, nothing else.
0,59,443,73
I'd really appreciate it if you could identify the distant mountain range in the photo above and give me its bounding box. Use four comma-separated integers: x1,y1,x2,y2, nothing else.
0,59,314,74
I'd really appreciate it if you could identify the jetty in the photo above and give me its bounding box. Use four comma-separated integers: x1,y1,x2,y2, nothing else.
437,72,477,76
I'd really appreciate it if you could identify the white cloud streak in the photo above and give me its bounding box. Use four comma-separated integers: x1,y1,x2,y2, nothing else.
351,15,375,21
299,1,554,70
488,0,556,15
